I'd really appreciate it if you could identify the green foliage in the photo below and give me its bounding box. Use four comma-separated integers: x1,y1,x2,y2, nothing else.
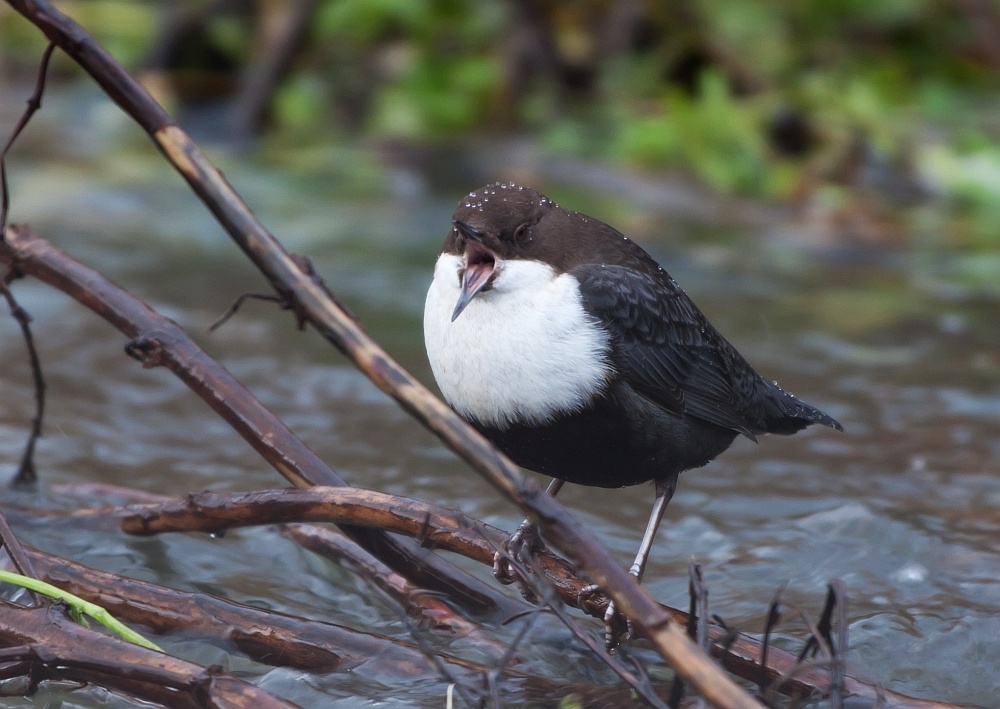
611,72,770,195
369,53,500,138
3,0,1000,244
922,144,1000,246
557,695,585,709
316,0,504,139
56,0,158,67
273,72,330,134
315,0,432,42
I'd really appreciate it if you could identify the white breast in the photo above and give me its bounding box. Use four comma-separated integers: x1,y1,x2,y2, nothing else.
424,253,611,429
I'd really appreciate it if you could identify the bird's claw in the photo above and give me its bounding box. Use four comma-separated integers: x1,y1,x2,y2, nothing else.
576,582,603,608
492,550,518,586
578,584,632,651
602,600,632,650
492,523,544,600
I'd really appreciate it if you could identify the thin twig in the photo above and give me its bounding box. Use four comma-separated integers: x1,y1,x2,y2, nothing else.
667,562,709,707
208,292,287,332
829,581,848,709
691,562,708,652
0,277,45,486
0,510,38,604
795,606,834,663
764,605,833,704
759,581,787,692
351,572,483,709
0,43,56,236
498,546,670,709
798,582,837,664
486,601,548,709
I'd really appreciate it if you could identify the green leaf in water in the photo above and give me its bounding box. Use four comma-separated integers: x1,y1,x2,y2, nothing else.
0,570,164,652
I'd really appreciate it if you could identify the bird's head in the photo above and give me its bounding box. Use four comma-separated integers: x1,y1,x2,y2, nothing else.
441,182,558,321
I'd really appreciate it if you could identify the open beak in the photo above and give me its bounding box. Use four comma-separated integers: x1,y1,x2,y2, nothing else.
451,220,496,321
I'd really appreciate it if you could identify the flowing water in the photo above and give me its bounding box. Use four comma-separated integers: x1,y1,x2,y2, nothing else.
1,84,999,707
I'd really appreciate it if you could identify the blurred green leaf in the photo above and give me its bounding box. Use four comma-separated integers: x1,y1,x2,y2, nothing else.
273,73,329,133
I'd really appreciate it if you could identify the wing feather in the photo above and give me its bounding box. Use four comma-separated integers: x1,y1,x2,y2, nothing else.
573,264,759,438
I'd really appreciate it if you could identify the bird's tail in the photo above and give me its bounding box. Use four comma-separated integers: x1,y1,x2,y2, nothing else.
753,380,843,435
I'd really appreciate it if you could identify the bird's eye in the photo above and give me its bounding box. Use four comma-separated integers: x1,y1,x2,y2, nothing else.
513,223,530,244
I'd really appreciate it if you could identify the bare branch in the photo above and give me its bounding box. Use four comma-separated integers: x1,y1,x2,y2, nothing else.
0,602,301,708
25,546,699,706
0,509,38,605
829,581,849,709
0,43,56,236
100,486,952,709
209,292,287,332
26,547,491,677
0,277,45,486
281,523,507,649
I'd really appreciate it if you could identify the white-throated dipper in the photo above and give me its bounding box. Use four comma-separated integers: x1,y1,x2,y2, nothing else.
424,182,842,644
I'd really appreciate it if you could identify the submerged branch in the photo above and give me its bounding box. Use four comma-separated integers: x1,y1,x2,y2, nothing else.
108,486,953,709
25,547,487,675
0,602,299,708
24,546,716,707
7,483,961,708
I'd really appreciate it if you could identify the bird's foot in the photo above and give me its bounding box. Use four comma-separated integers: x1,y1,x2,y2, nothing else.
492,522,544,600
578,584,631,650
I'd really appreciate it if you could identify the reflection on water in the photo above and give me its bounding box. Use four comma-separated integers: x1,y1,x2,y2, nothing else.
1,87,999,708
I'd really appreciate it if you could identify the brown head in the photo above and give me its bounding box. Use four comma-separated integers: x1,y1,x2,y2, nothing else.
442,182,651,320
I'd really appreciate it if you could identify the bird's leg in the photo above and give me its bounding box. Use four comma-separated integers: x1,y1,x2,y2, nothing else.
493,478,565,589
592,477,677,650
628,477,677,582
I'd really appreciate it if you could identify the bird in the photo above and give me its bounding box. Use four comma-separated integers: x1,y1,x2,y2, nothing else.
423,181,842,645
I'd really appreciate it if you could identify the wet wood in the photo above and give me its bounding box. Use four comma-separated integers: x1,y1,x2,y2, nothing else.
25,547,491,675
19,547,712,707
280,524,504,647
18,487,958,709
114,486,963,709
0,603,301,708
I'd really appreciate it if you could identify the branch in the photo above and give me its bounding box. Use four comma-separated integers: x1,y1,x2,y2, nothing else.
9,483,959,709
0,508,37,583
25,546,703,707
0,569,163,651
114,487,958,709
0,42,55,235
0,602,300,708
0,277,46,486
280,524,504,647
25,547,490,676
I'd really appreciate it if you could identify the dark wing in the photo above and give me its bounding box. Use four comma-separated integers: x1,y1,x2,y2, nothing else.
574,264,773,439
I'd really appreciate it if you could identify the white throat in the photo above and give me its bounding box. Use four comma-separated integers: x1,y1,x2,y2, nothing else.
424,253,611,429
